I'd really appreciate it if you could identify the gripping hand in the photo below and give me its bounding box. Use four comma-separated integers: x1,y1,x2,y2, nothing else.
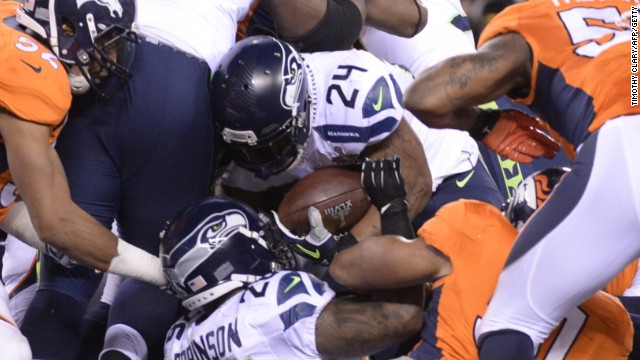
361,156,408,215
271,207,337,266
480,110,561,163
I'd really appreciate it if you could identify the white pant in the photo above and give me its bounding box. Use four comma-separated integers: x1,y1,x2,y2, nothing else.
479,116,640,347
0,283,32,360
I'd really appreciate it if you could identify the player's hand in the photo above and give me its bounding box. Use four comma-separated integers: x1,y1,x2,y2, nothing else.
44,244,78,268
271,207,337,266
481,110,561,163
361,156,408,215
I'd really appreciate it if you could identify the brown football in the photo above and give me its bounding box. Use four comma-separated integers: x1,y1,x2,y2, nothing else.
277,167,371,235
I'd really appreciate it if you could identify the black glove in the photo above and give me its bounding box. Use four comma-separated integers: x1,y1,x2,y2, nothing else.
361,156,408,214
361,157,415,238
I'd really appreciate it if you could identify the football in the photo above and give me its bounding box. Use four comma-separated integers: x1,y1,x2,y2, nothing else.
277,167,371,235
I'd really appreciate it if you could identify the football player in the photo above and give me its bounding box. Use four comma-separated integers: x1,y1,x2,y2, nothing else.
0,0,180,358
16,0,228,358
238,0,427,52
325,162,632,359
161,197,423,359
402,0,640,357
212,35,431,249
358,0,507,230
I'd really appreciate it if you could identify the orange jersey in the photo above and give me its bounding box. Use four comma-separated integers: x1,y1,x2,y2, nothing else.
236,0,262,42
411,200,632,359
0,2,70,127
605,259,639,296
0,1,71,219
478,0,639,147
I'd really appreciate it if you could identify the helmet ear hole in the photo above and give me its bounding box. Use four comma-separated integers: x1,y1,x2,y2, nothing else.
60,18,75,36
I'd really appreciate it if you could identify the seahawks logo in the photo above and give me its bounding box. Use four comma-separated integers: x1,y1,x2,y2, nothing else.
198,209,250,249
280,43,304,110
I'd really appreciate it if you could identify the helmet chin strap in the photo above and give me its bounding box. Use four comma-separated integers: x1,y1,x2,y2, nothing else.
182,281,244,311
69,70,91,94
47,0,60,57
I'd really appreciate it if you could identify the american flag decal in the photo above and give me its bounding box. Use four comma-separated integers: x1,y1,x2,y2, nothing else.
188,275,207,292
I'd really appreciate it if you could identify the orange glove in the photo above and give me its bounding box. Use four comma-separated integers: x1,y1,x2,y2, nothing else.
474,110,561,163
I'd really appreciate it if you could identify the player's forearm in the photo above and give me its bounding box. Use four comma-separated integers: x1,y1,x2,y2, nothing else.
330,235,433,289
46,209,165,286
405,34,532,127
316,299,422,357
14,201,166,286
31,202,118,270
404,56,489,127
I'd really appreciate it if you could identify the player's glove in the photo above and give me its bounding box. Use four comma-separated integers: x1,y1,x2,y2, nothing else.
271,207,337,266
470,109,561,163
44,244,78,268
361,156,408,215
361,157,415,238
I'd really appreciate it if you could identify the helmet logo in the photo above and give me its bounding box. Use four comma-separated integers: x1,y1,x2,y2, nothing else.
281,47,304,110
534,174,554,207
77,0,123,18
198,210,250,249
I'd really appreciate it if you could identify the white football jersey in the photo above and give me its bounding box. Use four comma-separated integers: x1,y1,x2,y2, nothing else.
164,271,336,360
135,0,255,71
222,49,406,191
359,0,481,190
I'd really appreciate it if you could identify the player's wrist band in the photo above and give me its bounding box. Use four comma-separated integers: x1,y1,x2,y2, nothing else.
381,208,415,238
108,239,167,287
468,109,500,140
336,232,358,252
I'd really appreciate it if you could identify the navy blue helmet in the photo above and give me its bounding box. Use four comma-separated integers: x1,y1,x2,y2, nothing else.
505,167,570,229
160,196,297,311
17,0,138,97
211,35,310,179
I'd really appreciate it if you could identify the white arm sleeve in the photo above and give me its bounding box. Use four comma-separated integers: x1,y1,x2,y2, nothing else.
0,201,47,253
107,239,167,287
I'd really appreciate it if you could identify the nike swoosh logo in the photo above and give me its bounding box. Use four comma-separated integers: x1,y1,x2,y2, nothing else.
373,87,383,111
21,59,42,73
284,275,301,293
296,244,320,259
456,170,475,188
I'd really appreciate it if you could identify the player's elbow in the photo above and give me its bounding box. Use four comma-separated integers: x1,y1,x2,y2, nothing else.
31,214,71,253
403,87,443,124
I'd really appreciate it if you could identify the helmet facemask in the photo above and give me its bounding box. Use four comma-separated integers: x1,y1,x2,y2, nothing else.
222,98,310,179
17,0,138,98
58,19,138,97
